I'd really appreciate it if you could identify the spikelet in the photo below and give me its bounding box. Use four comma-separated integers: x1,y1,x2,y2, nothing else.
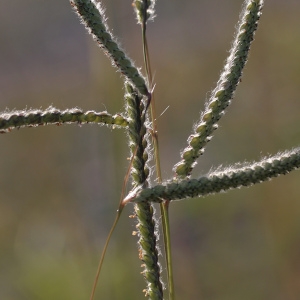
133,0,156,25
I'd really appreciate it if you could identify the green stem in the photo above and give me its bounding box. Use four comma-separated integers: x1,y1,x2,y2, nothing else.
142,22,175,300
161,201,175,300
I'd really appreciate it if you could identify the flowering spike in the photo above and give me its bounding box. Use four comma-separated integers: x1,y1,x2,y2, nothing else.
133,0,156,25
70,0,149,96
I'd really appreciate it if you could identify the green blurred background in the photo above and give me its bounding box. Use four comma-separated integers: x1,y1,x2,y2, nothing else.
0,0,300,299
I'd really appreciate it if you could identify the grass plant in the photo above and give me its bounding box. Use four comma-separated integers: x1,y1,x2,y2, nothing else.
1,0,300,299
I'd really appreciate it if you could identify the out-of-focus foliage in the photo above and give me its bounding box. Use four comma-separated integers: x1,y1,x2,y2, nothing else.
0,0,300,299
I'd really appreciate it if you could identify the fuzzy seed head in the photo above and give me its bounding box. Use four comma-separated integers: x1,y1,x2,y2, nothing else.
133,0,156,25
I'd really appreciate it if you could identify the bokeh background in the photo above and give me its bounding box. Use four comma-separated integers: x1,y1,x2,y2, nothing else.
0,0,300,299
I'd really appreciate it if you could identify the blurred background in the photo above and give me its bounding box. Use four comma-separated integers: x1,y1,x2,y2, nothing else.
0,0,300,299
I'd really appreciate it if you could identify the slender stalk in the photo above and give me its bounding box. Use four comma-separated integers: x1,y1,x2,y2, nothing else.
89,146,138,300
89,205,124,300
142,33,175,300
138,4,175,298
160,201,175,300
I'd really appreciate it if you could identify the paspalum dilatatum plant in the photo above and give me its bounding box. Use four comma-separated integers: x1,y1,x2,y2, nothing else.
1,0,300,299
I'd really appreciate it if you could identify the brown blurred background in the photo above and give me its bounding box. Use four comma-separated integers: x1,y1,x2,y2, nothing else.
0,0,300,299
